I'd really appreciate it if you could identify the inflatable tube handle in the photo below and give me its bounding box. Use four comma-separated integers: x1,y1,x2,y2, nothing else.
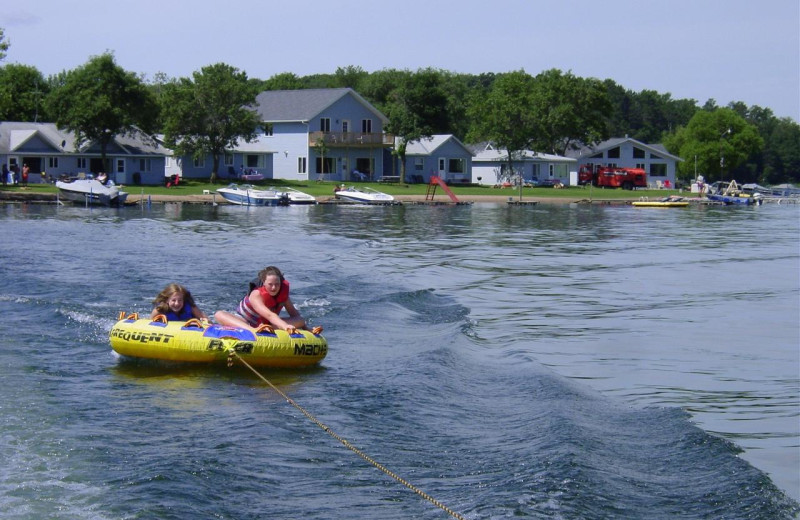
151,314,167,324
182,318,206,329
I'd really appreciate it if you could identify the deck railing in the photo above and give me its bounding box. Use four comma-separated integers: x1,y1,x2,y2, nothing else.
309,131,394,147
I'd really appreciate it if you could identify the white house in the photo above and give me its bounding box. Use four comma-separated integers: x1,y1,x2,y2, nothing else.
566,136,683,188
470,143,577,186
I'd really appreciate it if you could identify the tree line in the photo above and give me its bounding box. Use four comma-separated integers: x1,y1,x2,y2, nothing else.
0,40,797,185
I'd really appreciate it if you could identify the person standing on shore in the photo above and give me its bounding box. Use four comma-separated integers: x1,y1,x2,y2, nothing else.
21,164,30,187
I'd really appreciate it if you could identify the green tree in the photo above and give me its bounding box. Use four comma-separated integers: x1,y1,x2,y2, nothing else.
467,70,539,179
0,64,49,121
664,108,763,183
333,65,368,90
160,63,260,183
0,27,9,61
261,71,304,91
528,69,610,155
45,53,158,173
383,68,451,183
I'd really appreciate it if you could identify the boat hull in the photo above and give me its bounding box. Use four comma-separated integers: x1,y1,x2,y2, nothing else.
217,185,289,206
56,180,128,206
707,194,760,205
110,318,327,368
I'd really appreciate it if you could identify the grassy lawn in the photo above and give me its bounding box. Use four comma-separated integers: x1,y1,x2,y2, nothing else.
0,179,686,200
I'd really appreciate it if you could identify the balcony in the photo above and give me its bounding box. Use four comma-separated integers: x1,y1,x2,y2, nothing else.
309,131,394,148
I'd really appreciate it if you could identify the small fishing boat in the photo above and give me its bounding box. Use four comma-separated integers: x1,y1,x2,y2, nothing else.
334,186,395,204
56,179,129,206
275,187,317,205
217,184,289,206
632,196,690,208
110,313,327,368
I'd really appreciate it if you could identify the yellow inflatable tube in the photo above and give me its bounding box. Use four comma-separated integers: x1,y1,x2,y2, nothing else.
109,314,327,368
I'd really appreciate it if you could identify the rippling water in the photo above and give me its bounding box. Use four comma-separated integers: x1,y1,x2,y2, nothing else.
0,201,797,519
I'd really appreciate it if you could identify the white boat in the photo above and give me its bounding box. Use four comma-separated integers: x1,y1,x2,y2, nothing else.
277,187,317,205
216,184,289,206
334,186,395,204
56,179,128,206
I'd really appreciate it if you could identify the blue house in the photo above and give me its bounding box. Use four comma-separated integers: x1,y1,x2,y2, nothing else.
0,122,168,185
177,88,393,183
400,134,474,184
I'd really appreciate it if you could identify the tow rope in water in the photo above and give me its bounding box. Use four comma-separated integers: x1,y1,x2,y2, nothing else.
226,348,467,520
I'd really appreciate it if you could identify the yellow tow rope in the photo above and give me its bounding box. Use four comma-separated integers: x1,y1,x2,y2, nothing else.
226,348,467,520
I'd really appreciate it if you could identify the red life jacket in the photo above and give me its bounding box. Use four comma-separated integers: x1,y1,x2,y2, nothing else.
257,280,290,313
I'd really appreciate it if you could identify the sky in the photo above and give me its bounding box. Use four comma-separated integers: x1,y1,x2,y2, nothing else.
2,0,799,121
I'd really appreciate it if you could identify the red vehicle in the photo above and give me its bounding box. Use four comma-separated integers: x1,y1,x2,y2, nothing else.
578,164,647,190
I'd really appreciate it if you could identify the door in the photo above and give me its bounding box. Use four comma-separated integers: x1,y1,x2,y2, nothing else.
438,158,446,179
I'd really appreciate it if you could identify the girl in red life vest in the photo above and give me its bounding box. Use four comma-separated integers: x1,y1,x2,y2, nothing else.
151,283,208,321
215,266,306,332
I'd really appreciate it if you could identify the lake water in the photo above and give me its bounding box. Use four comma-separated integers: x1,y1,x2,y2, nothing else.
0,200,798,519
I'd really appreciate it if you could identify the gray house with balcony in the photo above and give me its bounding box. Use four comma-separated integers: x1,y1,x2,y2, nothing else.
177,88,392,182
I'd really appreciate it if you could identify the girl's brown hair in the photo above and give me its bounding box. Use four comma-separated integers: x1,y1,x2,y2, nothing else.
152,283,196,313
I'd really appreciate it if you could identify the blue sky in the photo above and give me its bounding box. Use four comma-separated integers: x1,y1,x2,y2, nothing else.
2,0,798,121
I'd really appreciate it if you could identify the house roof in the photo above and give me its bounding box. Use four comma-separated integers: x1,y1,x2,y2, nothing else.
565,136,683,162
0,122,167,155
254,88,388,124
472,144,576,164
404,134,473,156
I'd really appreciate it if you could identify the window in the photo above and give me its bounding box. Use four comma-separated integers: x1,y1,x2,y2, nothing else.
246,154,261,168
342,120,350,133
77,157,87,169
414,158,424,171
361,119,372,133
262,124,273,137
607,147,620,159
224,153,234,166
633,147,645,159
139,158,151,172
650,163,667,177
297,157,307,174
315,157,334,174
636,163,645,170
48,157,59,168
448,158,465,173
115,159,125,173
193,157,205,168
320,118,331,132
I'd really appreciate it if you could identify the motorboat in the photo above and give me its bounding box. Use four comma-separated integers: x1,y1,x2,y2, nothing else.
273,187,317,205
56,178,129,206
216,184,289,206
334,186,395,204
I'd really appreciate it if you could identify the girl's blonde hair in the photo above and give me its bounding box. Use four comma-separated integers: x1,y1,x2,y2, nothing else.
152,283,196,313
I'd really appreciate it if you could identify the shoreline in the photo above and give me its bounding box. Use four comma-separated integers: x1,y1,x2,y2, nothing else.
0,189,672,206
